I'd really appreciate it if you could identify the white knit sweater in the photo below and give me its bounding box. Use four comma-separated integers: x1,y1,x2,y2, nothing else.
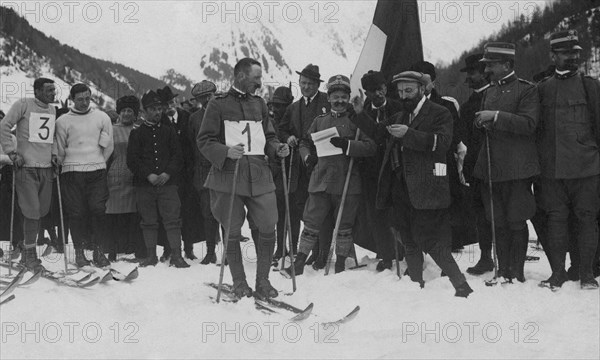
54,108,114,173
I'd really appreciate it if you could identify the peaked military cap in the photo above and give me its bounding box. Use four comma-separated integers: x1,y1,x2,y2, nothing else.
550,30,583,52
480,42,516,62
326,74,351,94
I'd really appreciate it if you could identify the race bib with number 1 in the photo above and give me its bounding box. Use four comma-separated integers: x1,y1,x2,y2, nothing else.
28,112,56,144
224,120,266,156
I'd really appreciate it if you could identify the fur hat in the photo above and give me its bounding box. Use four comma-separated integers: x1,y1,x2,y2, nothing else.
361,70,386,91
116,95,140,117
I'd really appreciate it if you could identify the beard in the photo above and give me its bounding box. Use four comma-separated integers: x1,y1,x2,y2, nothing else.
400,98,418,112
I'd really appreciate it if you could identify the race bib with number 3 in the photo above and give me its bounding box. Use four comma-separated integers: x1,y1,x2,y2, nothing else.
28,112,56,144
224,120,266,156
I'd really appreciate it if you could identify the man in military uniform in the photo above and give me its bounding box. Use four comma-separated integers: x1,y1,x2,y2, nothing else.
278,64,334,269
458,54,494,275
352,70,403,271
198,58,289,299
285,75,376,275
189,80,220,265
537,30,600,290
474,42,540,284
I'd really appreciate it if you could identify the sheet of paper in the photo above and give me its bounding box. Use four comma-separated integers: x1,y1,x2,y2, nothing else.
434,163,447,176
311,127,343,158
224,120,266,156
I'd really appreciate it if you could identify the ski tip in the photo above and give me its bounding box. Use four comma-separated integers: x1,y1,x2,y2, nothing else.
99,271,114,283
0,294,16,306
80,277,100,288
127,267,139,280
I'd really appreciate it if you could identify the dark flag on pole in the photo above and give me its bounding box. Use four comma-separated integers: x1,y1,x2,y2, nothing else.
351,0,423,97
351,0,423,254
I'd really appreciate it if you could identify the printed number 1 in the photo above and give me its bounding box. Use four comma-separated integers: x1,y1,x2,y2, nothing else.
242,123,251,152
38,117,50,140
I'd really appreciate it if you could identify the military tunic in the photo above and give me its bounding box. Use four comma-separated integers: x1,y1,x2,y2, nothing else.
295,110,376,257
537,72,600,281
198,87,282,287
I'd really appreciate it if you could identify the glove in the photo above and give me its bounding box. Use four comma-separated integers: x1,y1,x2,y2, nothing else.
276,143,290,158
330,137,349,153
305,154,318,172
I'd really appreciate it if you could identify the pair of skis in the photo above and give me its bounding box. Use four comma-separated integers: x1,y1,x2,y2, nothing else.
79,265,139,283
206,282,360,326
0,267,42,305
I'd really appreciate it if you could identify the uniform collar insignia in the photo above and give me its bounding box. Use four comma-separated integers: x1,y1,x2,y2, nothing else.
554,69,578,80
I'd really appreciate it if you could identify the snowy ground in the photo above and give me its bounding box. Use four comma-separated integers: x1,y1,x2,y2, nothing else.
1,223,599,360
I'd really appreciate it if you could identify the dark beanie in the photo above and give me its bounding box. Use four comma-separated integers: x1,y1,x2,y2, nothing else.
117,95,140,117
410,61,436,81
361,70,386,91
271,86,294,105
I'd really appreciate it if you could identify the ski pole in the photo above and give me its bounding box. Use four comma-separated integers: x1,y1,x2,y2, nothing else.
279,146,294,271
485,130,499,284
394,233,401,279
216,159,240,303
280,152,296,291
56,171,69,274
8,169,16,276
325,129,360,276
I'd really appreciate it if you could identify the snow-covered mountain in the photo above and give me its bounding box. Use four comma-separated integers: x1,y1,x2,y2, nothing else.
153,2,378,97
0,36,115,111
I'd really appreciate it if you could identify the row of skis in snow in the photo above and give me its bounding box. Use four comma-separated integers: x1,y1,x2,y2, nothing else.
0,255,139,305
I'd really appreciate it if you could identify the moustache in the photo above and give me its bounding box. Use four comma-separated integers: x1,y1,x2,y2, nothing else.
332,101,348,109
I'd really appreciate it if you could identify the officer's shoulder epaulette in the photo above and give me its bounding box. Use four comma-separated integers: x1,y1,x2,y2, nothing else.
583,74,599,81
517,78,535,86
213,92,228,99
315,112,329,118
537,75,552,84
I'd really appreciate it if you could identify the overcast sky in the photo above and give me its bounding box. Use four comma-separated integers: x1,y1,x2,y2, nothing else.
3,0,552,79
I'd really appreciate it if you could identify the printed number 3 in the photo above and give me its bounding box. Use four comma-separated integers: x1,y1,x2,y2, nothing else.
242,123,252,153
38,117,50,140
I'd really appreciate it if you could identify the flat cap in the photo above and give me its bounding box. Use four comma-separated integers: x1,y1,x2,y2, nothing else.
391,71,431,86
191,80,217,98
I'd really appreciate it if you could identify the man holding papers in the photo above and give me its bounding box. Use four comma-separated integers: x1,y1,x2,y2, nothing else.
285,75,376,275
352,71,473,297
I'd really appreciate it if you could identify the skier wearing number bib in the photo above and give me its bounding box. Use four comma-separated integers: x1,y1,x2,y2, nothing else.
198,58,290,299
0,78,57,271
